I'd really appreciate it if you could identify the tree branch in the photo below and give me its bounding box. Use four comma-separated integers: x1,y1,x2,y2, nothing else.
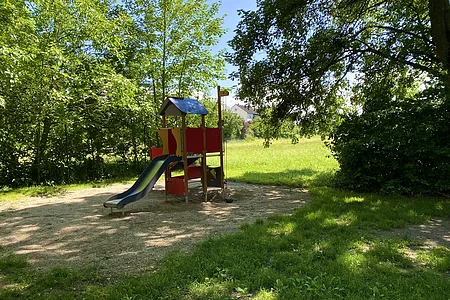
370,25,431,45
356,39,441,77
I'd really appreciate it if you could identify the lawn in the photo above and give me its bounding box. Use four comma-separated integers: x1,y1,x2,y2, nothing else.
1,137,450,299
223,137,339,188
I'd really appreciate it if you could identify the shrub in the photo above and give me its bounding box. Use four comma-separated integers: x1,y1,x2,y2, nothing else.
223,110,244,140
330,89,450,195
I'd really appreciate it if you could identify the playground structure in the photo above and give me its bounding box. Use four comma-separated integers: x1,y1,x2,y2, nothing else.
104,87,229,213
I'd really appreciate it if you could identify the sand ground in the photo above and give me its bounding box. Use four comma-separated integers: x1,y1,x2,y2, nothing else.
1,181,448,278
0,181,309,276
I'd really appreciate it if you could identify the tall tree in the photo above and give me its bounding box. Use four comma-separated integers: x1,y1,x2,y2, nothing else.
228,0,443,135
0,0,37,184
228,0,450,194
126,0,226,103
0,0,227,187
0,0,137,185
429,0,450,84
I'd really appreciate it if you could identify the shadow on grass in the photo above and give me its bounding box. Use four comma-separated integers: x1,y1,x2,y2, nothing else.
85,188,450,299
230,169,336,188
1,186,450,299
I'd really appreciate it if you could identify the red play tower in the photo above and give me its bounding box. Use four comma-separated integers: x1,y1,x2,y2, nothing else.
156,87,228,202
104,87,228,213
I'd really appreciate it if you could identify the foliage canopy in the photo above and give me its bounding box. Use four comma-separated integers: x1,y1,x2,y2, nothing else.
229,0,443,132
229,0,450,194
0,0,226,187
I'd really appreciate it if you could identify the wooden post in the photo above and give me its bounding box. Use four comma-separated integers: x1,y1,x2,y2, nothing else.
202,115,207,201
162,113,168,199
182,114,189,203
217,86,225,191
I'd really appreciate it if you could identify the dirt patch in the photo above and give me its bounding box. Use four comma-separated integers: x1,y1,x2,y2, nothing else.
0,181,309,277
377,218,450,267
378,218,450,249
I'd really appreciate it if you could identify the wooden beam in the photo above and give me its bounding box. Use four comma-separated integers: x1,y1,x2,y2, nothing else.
202,115,207,201
217,86,225,190
162,113,168,198
182,114,189,203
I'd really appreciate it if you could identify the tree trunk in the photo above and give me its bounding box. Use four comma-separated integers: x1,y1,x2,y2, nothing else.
33,122,42,184
162,2,168,101
177,49,189,97
131,118,138,163
151,72,158,104
429,0,450,84
32,118,52,184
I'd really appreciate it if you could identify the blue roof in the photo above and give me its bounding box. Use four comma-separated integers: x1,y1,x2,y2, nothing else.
158,97,208,116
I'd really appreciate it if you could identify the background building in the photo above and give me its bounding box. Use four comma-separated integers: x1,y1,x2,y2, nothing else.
231,104,258,121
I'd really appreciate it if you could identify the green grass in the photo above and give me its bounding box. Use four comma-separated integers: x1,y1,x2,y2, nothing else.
0,178,136,202
0,160,150,201
221,137,339,188
1,138,450,299
0,137,334,201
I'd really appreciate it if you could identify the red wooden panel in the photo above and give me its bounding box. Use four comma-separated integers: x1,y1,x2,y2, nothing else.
167,177,185,195
206,128,221,153
187,165,203,179
186,127,204,154
151,147,163,159
168,130,177,155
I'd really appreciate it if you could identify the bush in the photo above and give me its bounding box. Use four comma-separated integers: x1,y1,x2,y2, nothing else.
250,115,301,142
330,90,450,195
223,110,244,140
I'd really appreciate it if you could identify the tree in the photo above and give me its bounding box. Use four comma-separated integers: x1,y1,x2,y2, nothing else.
118,0,226,148
0,0,138,185
250,114,299,142
0,0,37,185
0,0,227,187
429,0,450,85
125,0,226,102
330,72,450,194
228,0,450,194
228,0,444,134
222,110,244,140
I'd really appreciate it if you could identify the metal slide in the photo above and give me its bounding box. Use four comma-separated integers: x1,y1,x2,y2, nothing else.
103,155,181,210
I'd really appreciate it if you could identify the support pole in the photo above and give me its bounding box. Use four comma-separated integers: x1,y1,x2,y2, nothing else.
217,86,225,191
202,115,207,201
182,114,189,203
162,114,168,199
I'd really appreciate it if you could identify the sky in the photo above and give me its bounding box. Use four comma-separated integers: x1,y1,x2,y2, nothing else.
205,0,257,104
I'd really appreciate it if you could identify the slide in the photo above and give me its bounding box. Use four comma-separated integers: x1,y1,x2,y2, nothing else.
104,155,181,209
